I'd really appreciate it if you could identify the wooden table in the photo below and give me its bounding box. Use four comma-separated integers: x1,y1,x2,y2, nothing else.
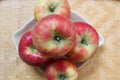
0,0,120,80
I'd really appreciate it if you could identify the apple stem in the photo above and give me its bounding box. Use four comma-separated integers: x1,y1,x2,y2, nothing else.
49,6,55,12
55,36,61,42
60,75,65,80
81,39,88,45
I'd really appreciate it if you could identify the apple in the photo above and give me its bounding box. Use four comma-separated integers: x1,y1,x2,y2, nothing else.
67,22,99,62
18,31,50,66
32,14,76,58
45,58,78,80
34,0,70,21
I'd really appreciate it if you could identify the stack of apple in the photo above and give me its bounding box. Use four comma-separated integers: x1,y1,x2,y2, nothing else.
18,0,99,80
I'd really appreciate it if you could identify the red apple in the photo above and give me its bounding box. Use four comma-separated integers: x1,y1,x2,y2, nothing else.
46,58,78,80
18,31,50,66
32,14,76,58
34,0,70,21
67,22,99,62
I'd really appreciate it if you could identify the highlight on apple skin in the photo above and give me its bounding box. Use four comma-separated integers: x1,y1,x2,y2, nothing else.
18,31,50,66
34,0,71,21
32,14,76,58
67,22,99,62
45,58,78,80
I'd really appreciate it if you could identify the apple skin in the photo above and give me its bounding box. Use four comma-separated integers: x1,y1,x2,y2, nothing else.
34,0,70,21
18,31,50,66
45,58,78,80
32,14,76,58
67,22,99,62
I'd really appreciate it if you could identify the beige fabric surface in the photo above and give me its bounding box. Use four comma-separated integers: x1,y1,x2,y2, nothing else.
0,0,120,80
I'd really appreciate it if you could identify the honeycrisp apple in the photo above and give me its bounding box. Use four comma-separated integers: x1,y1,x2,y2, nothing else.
18,31,50,66
67,22,99,62
32,14,76,58
34,0,70,21
46,59,78,80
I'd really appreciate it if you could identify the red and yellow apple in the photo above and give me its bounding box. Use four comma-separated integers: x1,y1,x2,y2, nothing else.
18,31,50,66
32,14,76,58
46,58,78,80
67,22,99,62
34,0,70,21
